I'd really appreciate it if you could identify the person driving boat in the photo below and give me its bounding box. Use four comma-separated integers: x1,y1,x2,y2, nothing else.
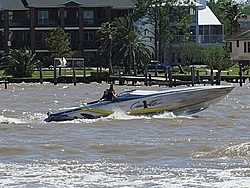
105,84,117,100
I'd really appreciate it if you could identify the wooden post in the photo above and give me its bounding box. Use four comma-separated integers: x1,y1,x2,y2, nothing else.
210,66,214,85
216,71,221,85
72,60,76,86
119,68,122,85
4,78,8,89
168,67,173,87
239,63,243,87
191,66,195,86
39,67,43,84
53,59,57,85
83,59,86,83
59,67,62,76
96,67,99,83
149,74,152,86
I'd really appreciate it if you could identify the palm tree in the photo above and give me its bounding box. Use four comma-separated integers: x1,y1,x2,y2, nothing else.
97,15,151,74
0,47,41,77
96,22,114,73
111,15,151,74
219,0,244,36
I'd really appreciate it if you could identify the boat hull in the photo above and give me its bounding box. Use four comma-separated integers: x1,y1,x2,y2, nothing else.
45,85,235,122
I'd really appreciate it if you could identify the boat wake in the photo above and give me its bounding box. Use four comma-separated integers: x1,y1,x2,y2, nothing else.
0,115,25,124
35,108,199,124
18,109,197,124
60,110,194,123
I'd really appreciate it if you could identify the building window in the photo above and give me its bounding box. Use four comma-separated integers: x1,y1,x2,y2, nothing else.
190,8,196,22
36,32,48,47
83,11,94,24
84,32,94,41
244,42,247,53
237,40,239,47
190,8,195,16
38,11,49,24
248,42,250,53
64,9,78,25
229,42,232,52
189,26,196,42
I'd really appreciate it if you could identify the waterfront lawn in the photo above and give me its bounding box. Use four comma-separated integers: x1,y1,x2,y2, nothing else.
0,66,248,79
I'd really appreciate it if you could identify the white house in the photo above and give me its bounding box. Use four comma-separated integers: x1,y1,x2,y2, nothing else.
137,0,223,65
225,29,250,65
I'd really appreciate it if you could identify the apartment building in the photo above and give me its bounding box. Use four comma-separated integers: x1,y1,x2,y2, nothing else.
0,0,134,65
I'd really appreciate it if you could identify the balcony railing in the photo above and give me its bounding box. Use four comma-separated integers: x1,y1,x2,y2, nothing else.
174,34,223,44
198,35,223,44
9,20,30,27
37,19,59,26
35,41,46,49
65,18,78,26
11,40,30,49
83,18,94,25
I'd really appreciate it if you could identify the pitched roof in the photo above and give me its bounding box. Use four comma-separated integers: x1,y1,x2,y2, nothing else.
224,29,250,41
0,0,27,10
0,0,135,9
198,6,221,25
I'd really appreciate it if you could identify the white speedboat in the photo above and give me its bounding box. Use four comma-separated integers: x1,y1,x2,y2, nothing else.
45,85,235,122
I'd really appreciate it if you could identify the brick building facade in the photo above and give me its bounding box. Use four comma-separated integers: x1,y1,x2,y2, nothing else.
0,0,134,65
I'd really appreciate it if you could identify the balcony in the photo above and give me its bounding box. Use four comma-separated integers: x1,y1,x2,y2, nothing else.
37,19,59,26
83,41,100,49
9,19,30,27
198,35,223,44
65,18,79,26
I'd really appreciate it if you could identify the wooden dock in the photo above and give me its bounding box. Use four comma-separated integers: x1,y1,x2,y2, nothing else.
1,71,249,88
108,73,250,87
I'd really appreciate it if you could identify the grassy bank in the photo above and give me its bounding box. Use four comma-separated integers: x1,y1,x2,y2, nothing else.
0,65,247,79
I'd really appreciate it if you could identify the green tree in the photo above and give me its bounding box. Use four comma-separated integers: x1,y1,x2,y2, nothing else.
45,27,74,63
112,15,151,73
96,22,113,71
219,0,243,36
132,0,148,21
208,0,244,36
0,47,41,77
177,42,203,66
201,45,235,70
97,15,151,74
136,0,194,61
240,0,250,15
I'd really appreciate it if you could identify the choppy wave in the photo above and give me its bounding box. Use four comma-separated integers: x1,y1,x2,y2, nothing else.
0,146,30,156
0,115,24,124
191,142,250,161
1,83,250,187
0,160,250,187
